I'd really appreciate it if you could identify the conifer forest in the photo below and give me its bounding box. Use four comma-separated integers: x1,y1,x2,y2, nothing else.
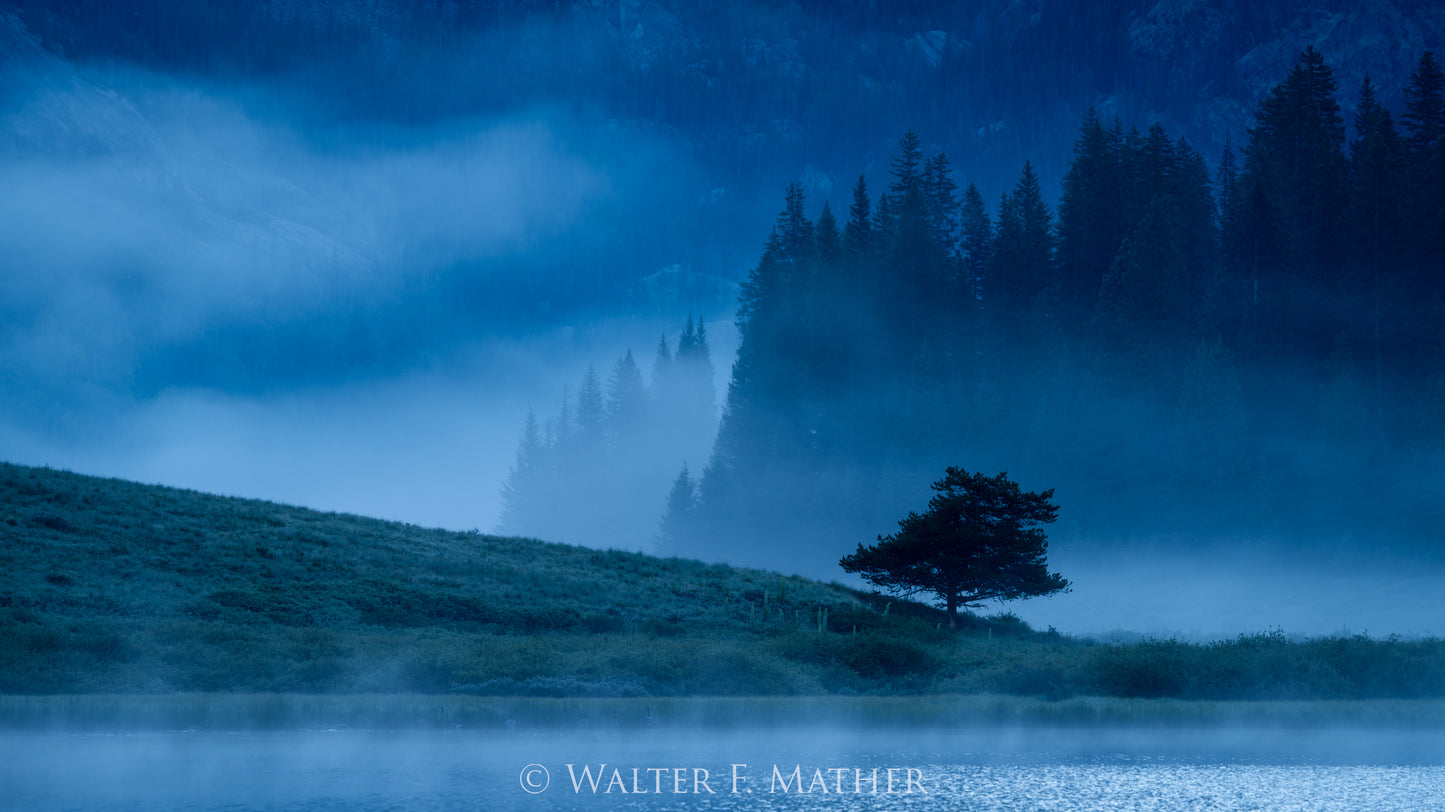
500,48,1445,576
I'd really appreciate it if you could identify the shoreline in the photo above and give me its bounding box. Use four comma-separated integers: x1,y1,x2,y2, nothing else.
3,694,1443,732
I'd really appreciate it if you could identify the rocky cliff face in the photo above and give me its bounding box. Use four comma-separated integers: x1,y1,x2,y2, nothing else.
0,12,170,165
1129,0,1445,152
9,1,1443,176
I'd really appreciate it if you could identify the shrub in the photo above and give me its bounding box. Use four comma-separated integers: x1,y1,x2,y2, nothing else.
839,633,940,680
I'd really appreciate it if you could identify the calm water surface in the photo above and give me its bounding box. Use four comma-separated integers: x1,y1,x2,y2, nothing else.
2,726,1443,811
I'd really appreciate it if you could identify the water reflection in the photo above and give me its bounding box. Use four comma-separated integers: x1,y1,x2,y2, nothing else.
2,726,1442,811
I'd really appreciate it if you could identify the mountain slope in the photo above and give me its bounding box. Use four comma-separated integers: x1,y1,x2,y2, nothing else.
3,461,1444,702
0,461,898,694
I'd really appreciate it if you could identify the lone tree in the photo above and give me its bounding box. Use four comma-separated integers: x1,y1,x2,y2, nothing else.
840,468,1069,626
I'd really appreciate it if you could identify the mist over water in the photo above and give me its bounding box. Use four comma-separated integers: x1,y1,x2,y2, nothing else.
4,727,1443,811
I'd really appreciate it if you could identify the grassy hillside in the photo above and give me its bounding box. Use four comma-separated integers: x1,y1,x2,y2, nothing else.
2,462,1442,701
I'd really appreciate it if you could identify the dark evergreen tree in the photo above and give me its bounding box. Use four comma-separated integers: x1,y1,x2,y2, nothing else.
923,151,961,256
840,468,1068,626
1233,176,1283,348
1207,135,1244,342
496,406,551,536
989,161,1055,320
882,130,946,345
1349,75,1405,403
1401,51,1445,301
1240,46,1349,353
844,174,872,257
775,182,814,264
1216,135,1241,252
1171,137,1218,329
814,200,842,265
1403,51,1445,150
959,182,991,308
871,189,896,251
1352,76,1406,265
1057,108,1125,326
700,187,819,565
1115,123,1148,230
1092,197,1190,367
657,463,698,552
989,190,1021,313
889,129,925,202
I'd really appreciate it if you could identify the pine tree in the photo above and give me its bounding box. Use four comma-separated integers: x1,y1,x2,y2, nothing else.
572,365,607,485
1401,51,1445,291
677,317,716,387
884,132,950,345
701,188,820,557
605,349,649,447
845,174,873,257
657,463,698,552
808,203,846,344
814,200,842,265
651,333,673,394
871,189,896,250
1233,177,1282,348
496,407,550,536
775,182,813,265
889,129,925,202
1239,46,1350,357
1243,46,1349,298
1349,75,1405,417
1138,123,1177,207
1057,108,1125,326
990,190,1022,312
959,182,991,306
676,315,718,446
1205,135,1243,342
839,468,1068,625
1402,51,1445,155
1171,136,1219,335
990,161,1055,319
1216,134,1242,276
576,366,605,442
923,151,961,255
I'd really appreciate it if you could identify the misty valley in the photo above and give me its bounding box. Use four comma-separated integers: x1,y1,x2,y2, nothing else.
4,1,1445,810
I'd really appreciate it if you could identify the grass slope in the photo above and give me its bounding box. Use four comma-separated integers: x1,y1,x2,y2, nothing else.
2,462,1443,701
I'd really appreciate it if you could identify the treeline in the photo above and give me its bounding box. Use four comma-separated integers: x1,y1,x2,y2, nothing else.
496,317,716,547
679,48,1445,571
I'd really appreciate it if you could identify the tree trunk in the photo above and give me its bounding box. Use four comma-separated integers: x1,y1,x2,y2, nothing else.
946,592,957,628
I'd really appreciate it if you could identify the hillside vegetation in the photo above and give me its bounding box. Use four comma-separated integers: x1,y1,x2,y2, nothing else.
2,462,1442,701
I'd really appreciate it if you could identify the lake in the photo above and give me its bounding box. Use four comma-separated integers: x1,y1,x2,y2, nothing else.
3,726,1443,811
